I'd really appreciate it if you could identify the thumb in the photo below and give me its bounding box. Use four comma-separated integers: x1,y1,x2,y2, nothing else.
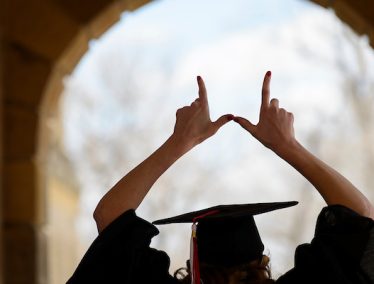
211,114,234,132
233,116,256,135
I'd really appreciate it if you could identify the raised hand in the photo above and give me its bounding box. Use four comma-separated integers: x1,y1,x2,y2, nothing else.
94,78,233,232
172,76,233,151
234,71,296,155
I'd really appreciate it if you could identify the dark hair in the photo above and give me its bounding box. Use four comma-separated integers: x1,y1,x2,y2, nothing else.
174,255,275,284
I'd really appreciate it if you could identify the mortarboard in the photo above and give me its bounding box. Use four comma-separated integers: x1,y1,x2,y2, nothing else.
153,201,298,284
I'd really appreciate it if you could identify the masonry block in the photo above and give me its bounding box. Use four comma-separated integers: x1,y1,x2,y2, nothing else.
87,2,122,39
55,0,116,24
342,0,374,27
55,27,89,74
3,160,38,223
40,68,65,119
3,43,51,107
4,0,80,61
0,40,4,284
119,0,151,12
4,106,38,160
333,0,369,36
3,223,38,284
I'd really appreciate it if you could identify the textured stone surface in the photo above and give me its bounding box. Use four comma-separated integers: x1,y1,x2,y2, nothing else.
1,1,155,282
3,106,38,161
119,0,152,11
311,0,374,47
345,0,374,26
334,0,369,35
87,2,122,39
55,0,117,23
3,224,38,284
3,160,38,223
54,28,90,74
0,24,4,284
3,43,51,107
4,0,80,61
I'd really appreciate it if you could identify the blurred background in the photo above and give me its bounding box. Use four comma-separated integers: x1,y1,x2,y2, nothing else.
1,0,374,283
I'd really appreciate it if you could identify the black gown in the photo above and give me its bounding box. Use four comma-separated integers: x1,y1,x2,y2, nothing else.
67,205,374,284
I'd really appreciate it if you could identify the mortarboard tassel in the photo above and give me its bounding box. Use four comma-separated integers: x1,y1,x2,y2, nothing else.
190,210,219,284
190,223,200,284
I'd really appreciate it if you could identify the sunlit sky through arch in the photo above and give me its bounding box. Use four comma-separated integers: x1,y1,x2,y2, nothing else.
61,0,374,277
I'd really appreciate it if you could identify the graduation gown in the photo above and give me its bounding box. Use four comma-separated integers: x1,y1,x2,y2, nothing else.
66,210,179,284
67,205,374,284
276,205,374,284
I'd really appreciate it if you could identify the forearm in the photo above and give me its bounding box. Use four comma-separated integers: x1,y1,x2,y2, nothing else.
277,139,374,219
93,75,232,232
94,135,191,232
235,71,373,219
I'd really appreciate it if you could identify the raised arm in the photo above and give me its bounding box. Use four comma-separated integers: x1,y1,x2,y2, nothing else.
234,71,374,219
93,76,233,232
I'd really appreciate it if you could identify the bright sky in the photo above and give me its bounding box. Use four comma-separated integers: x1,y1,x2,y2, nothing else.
62,0,374,278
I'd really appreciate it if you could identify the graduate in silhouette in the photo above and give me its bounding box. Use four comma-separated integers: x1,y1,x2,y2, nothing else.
68,72,374,284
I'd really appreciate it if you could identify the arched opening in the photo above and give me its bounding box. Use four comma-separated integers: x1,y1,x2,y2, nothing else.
46,0,374,282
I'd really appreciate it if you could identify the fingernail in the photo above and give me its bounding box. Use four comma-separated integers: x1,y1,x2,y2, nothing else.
266,71,271,77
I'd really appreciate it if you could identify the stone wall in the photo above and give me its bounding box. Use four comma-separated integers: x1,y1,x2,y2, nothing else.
311,0,374,47
1,6,4,284
1,1,151,283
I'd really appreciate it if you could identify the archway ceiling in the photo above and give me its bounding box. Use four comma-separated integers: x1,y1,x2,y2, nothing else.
311,0,374,47
52,0,374,49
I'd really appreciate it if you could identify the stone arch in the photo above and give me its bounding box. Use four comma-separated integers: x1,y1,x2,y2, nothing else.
2,1,151,283
311,0,374,47
1,0,373,283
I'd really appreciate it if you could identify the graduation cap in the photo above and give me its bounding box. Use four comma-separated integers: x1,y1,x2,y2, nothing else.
153,201,298,284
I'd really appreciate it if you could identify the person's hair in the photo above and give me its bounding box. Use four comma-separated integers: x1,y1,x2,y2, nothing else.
174,255,275,284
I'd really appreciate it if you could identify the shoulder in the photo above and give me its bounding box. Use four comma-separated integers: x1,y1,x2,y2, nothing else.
277,205,374,284
68,209,177,284
98,209,160,244
316,205,374,234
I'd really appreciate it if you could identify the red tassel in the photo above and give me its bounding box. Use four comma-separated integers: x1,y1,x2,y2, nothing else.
190,210,219,284
191,223,200,284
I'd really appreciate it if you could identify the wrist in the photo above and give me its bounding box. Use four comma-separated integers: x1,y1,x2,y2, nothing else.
272,138,302,160
166,134,196,158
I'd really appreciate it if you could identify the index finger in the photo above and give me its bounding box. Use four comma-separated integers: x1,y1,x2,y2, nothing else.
261,71,272,109
197,76,208,104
